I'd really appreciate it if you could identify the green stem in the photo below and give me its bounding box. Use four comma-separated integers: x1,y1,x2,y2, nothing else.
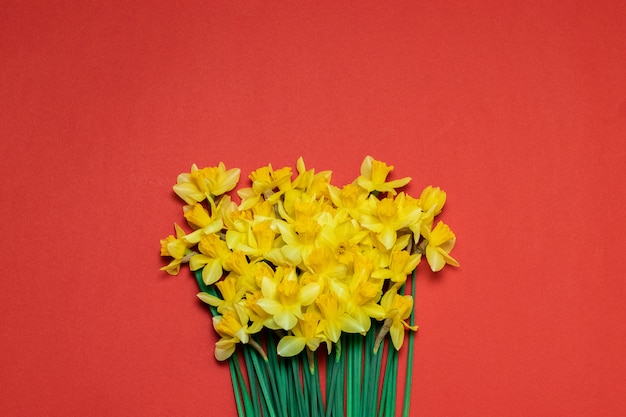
231,351,255,417
384,346,399,417
402,269,418,417
248,350,278,417
290,355,306,417
243,347,262,415
228,353,246,417
334,341,345,417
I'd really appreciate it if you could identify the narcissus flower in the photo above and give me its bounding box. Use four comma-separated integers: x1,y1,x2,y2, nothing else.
189,233,230,285
159,223,191,275
422,221,460,272
419,186,447,229
314,291,364,346
378,288,418,351
212,305,250,361
256,268,321,331
197,275,246,314
372,248,421,284
360,194,422,250
173,162,240,205
276,311,322,357
357,156,411,195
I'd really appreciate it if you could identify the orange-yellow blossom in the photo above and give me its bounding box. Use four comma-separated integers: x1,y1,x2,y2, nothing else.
422,221,459,272
173,163,240,204
357,156,411,195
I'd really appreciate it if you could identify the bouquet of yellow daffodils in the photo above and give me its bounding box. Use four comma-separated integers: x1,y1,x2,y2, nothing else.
160,156,458,417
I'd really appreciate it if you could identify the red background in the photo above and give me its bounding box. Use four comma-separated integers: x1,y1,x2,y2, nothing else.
2,1,625,416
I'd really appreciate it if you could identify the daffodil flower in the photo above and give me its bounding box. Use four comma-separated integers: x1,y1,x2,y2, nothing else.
197,275,246,314
291,157,333,199
276,312,322,357
182,197,229,245
238,164,293,210
331,258,385,334
377,288,418,352
360,194,422,250
302,246,347,282
356,156,411,195
189,233,230,285
212,305,250,361
271,216,322,266
173,162,240,205
318,211,369,266
222,251,263,292
256,267,321,331
159,223,192,275
244,290,277,333
422,221,459,272
314,291,364,349
327,182,370,220
372,248,421,284
226,218,282,262
418,186,447,229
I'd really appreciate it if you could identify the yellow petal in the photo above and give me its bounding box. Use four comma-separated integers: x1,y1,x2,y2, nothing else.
339,315,366,334
299,282,321,306
274,311,298,331
378,228,397,250
173,182,205,205
256,298,282,316
360,156,374,178
202,259,224,285
389,323,405,350
215,339,236,361
197,292,222,307
277,336,306,357
426,246,445,272
189,254,211,271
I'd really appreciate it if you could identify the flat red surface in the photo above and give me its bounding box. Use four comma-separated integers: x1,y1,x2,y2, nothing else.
2,1,625,416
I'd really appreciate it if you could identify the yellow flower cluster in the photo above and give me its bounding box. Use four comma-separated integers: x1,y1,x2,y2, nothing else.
160,156,458,361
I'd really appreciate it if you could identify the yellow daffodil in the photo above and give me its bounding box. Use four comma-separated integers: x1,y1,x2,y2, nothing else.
244,290,277,333
159,223,192,275
314,291,364,347
226,218,282,263
173,163,240,205
197,275,246,314
378,288,418,351
419,186,447,229
302,246,347,282
372,248,421,284
327,182,370,220
330,257,385,334
356,156,411,195
189,233,230,285
222,251,265,292
292,157,333,200
212,305,250,361
422,221,459,272
182,196,233,245
276,311,322,357
238,164,293,210
277,192,324,226
256,267,321,331
271,216,322,266
318,211,369,266
360,194,422,250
